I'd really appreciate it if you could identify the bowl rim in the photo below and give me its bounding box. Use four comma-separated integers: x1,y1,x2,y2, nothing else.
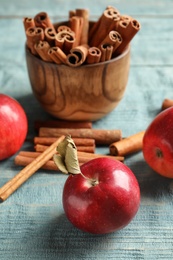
26,44,130,69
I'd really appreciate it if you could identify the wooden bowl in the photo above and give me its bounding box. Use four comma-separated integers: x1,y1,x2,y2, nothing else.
25,45,130,121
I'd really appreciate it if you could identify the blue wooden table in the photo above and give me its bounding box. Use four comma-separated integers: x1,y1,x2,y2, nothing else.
0,0,173,259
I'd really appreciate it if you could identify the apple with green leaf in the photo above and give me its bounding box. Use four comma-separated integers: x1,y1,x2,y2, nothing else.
54,136,140,234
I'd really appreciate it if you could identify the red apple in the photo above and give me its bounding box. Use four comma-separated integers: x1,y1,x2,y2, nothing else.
62,157,140,234
0,93,28,160
143,107,173,178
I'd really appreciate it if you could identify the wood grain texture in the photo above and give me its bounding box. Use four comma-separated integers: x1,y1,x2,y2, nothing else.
25,45,130,121
0,0,173,259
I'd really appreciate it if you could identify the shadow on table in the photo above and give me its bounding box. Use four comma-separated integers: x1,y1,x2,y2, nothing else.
26,213,120,259
16,93,53,119
16,93,55,137
129,156,173,200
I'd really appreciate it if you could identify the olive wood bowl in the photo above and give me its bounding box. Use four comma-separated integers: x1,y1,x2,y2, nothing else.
25,44,130,121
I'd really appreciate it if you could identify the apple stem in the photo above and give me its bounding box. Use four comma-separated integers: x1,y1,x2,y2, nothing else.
80,171,99,186
156,148,163,158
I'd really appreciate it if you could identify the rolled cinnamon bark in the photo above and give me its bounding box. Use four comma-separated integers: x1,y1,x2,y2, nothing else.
35,144,95,153
76,9,89,45
115,19,129,34
86,47,101,64
66,44,89,67
23,17,35,30
77,151,124,162
26,27,36,54
88,20,100,44
44,27,56,46
98,30,122,53
34,12,54,29
55,31,75,54
34,136,95,147
26,27,44,55
115,18,141,55
38,127,122,145
89,7,120,47
69,16,83,47
48,46,67,64
34,40,52,62
89,6,120,42
109,131,145,156
100,44,113,62
15,155,58,171
18,151,42,158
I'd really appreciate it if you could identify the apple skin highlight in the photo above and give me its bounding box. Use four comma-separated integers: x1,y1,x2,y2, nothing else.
63,157,140,234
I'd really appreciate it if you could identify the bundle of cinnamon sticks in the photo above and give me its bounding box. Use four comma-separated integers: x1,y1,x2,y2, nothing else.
0,118,145,202
23,6,141,67
14,119,145,171
15,119,124,171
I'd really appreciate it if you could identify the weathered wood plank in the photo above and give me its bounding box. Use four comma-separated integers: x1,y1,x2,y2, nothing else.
0,0,173,259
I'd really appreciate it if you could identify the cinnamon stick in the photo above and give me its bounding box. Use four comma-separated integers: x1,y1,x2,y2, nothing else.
26,27,44,55
100,44,113,62
0,136,65,202
75,9,89,45
34,40,52,62
98,30,122,53
89,6,120,42
25,27,36,54
69,16,83,47
69,145,95,153
18,151,42,158
86,47,101,64
66,44,89,67
109,131,145,156
15,155,58,171
35,144,95,153
115,19,130,35
89,7,120,47
23,17,35,30
34,136,95,147
34,12,54,29
34,119,92,130
77,151,124,162
38,127,122,145
55,31,75,54
161,98,173,110
115,18,141,55
48,46,67,64
44,27,56,46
